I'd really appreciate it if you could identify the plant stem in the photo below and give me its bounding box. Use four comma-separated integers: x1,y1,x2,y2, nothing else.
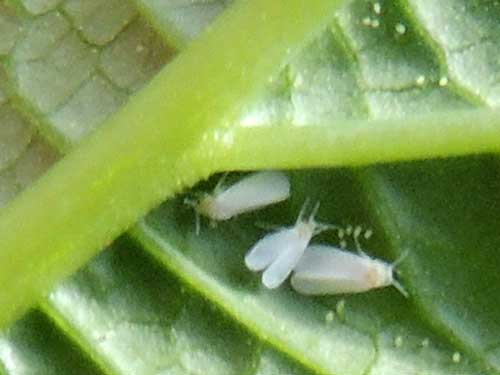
212,108,500,171
0,0,340,328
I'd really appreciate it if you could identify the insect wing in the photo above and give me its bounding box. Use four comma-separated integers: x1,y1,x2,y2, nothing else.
245,228,296,272
212,171,290,220
291,245,376,295
261,231,310,289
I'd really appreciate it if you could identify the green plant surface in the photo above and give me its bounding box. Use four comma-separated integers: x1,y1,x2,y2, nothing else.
0,0,340,328
0,310,103,374
131,0,232,49
42,240,318,375
1,0,500,374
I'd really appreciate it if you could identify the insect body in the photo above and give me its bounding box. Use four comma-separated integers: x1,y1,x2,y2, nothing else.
245,202,331,289
195,171,290,220
189,171,290,234
290,245,408,297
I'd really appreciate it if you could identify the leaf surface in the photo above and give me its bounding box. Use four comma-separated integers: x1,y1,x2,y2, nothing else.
1,1,500,375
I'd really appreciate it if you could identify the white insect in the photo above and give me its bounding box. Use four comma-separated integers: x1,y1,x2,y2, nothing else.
245,202,333,289
187,171,290,233
291,230,408,297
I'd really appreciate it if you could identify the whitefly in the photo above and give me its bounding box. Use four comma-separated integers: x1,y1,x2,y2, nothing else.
186,170,290,234
245,201,336,289
291,238,408,297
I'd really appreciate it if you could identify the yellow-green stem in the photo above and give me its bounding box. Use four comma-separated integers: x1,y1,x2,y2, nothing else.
212,108,500,171
0,0,339,328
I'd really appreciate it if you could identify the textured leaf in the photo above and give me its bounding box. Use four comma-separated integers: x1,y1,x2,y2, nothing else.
1,1,500,375
0,0,340,327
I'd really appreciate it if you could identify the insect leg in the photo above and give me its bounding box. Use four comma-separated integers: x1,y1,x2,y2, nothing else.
392,249,410,268
296,198,311,224
392,278,409,298
213,171,230,194
353,225,369,258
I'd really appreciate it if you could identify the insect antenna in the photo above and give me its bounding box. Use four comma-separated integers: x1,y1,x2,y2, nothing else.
392,278,409,298
306,201,336,235
296,198,311,224
392,249,410,269
309,201,320,222
390,250,410,297
213,171,230,194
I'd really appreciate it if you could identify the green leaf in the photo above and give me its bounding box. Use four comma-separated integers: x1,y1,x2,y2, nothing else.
131,166,497,375
1,1,500,375
0,0,340,327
